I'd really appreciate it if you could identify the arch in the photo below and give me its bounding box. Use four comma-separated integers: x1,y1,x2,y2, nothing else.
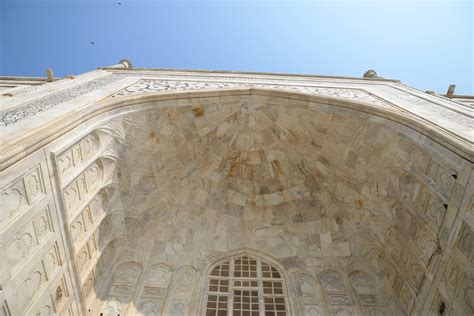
164,265,198,316
145,263,173,288
98,183,121,209
72,89,465,316
317,269,346,293
317,269,355,312
136,263,173,316
96,238,119,281
0,86,468,315
112,260,143,286
95,210,123,250
205,248,290,275
101,260,144,314
175,265,198,288
1,88,471,173
296,271,318,299
349,271,381,303
293,269,324,316
200,248,293,316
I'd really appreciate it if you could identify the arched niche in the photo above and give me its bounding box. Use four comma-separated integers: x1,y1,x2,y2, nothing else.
100,261,144,315
2,88,470,315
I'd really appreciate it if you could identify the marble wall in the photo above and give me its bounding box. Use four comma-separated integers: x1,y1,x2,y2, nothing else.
0,89,472,315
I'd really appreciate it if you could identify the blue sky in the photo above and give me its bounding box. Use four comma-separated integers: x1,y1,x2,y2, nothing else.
0,0,472,94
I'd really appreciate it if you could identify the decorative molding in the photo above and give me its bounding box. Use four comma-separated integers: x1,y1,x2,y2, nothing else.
108,79,474,142
109,79,393,110
0,75,123,127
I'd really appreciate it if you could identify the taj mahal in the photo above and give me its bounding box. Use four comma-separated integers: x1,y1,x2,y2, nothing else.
0,60,472,315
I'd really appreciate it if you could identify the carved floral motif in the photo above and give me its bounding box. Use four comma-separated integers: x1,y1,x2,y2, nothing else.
110,79,392,110
0,75,122,127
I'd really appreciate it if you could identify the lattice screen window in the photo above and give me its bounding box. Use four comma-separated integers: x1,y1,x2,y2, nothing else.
206,255,287,316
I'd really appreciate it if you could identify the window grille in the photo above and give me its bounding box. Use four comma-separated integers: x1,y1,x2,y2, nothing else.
205,255,287,316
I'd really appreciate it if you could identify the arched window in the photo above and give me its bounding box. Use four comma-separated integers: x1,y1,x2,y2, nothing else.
205,254,288,316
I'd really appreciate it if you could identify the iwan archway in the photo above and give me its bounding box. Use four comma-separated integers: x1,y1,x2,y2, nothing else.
0,65,472,316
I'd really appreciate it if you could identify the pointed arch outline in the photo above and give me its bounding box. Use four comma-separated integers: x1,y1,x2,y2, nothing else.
196,247,296,316
2,87,472,173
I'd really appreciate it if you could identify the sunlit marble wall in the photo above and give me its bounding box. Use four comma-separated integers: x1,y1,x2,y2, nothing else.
0,91,472,315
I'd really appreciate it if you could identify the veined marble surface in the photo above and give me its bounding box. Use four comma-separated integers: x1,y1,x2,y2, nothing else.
0,67,473,315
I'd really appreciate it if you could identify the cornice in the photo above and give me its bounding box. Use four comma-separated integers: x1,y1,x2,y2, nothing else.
100,67,401,83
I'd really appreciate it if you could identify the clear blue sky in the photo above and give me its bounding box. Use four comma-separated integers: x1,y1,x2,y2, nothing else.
0,0,472,94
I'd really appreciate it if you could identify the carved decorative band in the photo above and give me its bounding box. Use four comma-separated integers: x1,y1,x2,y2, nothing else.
0,75,123,127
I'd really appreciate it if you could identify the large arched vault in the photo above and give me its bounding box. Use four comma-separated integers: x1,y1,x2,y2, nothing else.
0,65,472,316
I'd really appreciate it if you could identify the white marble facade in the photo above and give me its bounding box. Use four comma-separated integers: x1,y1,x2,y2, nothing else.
0,62,473,315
